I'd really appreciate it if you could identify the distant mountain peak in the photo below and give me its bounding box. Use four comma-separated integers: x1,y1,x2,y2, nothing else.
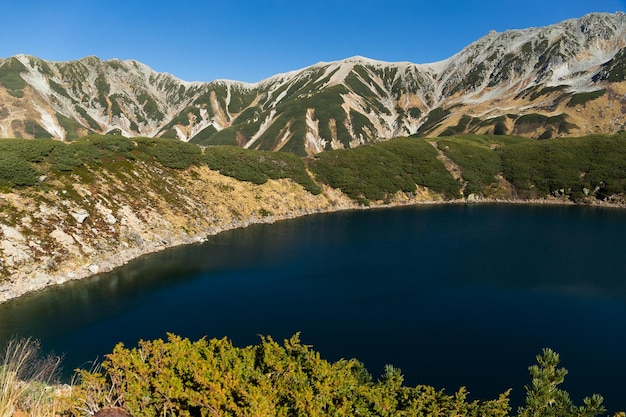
1,12,625,153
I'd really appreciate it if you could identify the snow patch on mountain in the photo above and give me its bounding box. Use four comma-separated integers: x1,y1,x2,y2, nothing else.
36,107,64,139
305,108,326,154
18,66,51,96
245,110,278,149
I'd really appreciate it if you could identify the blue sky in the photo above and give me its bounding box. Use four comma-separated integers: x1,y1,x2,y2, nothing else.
1,0,624,83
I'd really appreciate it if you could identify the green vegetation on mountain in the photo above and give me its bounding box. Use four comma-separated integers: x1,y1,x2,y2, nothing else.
56,112,81,140
23,121,53,139
500,134,626,200
3,335,612,417
436,135,527,196
512,113,576,138
74,105,101,131
0,58,27,97
0,135,318,194
0,152,41,187
1,132,625,205
3,13,626,148
266,84,353,153
567,89,607,107
189,125,219,144
515,84,568,101
203,146,321,194
594,48,626,82
310,137,461,203
136,91,165,121
440,115,485,137
414,107,451,135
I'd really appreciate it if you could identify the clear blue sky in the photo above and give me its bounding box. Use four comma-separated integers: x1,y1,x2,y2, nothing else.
1,0,624,83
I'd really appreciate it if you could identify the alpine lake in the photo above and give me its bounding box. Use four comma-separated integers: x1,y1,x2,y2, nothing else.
1,204,626,411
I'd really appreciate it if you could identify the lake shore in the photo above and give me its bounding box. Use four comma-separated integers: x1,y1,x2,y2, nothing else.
1,181,623,306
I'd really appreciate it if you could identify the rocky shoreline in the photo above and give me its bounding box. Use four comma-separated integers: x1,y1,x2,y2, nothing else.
2,179,623,306
0,163,360,304
0,151,624,306
0,206,346,303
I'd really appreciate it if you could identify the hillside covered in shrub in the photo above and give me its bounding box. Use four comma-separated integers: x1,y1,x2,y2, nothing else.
1,133,626,206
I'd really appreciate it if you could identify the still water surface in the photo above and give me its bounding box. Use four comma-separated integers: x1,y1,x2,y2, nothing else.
1,204,626,410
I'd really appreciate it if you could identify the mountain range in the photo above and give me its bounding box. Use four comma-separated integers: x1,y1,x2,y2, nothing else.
1,12,625,155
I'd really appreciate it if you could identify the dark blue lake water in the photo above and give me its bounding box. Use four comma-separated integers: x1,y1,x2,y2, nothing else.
1,204,625,411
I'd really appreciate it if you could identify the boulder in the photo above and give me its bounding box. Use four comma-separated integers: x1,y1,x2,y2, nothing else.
93,407,131,417
71,211,89,224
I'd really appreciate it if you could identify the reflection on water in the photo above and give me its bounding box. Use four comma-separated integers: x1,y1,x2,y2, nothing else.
1,204,625,411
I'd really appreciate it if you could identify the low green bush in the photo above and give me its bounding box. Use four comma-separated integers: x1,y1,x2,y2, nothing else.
438,136,503,196
70,333,512,417
0,153,40,187
500,134,626,200
67,334,608,417
136,138,202,169
310,137,460,203
204,146,321,194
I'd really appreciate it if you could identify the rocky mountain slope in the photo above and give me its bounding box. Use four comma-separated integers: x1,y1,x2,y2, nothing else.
0,12,625,155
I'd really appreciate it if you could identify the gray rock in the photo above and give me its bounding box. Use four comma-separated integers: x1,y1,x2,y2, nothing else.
71,211,89,224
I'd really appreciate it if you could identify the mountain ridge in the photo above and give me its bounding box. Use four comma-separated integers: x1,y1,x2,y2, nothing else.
1,12,625,154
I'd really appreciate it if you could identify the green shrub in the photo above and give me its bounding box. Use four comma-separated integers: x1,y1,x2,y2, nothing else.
513,113,576,136
199,127,238,146
23,121,52,139
0,153,40,186
204,146,321,194
310,137,460,202
596,49,626,82
70,333,512,417
68,334,610,417
0,138,57,162
50,144,84,171
56,113,81,140
51,135,136,169
136,138,202,169
437,136,503,196
74,105,101,131
415,107,451,135
0,59,26,93
494,120,507,135
189,125,218,145
515,114,548,126
500,134,626,200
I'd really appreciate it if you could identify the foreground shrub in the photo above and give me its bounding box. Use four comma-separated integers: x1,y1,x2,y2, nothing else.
518,348,606,417
70,333,508,417
67,334,616,417
0,336,616,417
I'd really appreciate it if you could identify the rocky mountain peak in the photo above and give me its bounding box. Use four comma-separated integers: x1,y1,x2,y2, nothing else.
0,12,625,154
